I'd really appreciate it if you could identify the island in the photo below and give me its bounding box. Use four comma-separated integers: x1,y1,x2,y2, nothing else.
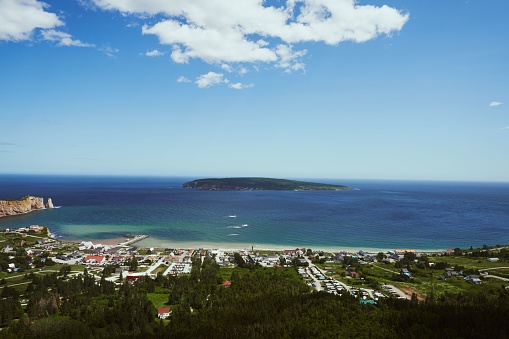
0,196,54,217
182,177,350,191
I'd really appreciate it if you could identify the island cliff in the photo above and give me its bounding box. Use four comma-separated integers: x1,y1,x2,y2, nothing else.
182,177,350,191
0,196,54,217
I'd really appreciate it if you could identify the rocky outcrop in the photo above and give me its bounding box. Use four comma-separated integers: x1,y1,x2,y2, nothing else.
0,196,54,217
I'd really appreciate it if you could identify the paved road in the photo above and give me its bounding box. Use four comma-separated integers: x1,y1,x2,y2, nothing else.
484,274,509,282
479,266,509,272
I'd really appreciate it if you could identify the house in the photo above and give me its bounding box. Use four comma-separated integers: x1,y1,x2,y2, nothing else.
464,274,479,281
84,255,105,265
349,271,360,279
394,249,415,255
158,307,171,319
488,258,499,262
401,268,411,278
222,280,232,288
470,278,482,285
29,225,41,232
284,248,306,256
126,275,141,281
464,274,480,281
442,267,458,279
444,248,454,256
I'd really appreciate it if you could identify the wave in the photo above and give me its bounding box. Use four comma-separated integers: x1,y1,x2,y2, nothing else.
227,226,242,229
227,234,239,236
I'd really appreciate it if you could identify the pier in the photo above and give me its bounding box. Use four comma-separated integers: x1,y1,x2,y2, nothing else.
119,234,148,246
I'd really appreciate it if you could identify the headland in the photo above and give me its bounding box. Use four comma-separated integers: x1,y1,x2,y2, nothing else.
0,196,54,217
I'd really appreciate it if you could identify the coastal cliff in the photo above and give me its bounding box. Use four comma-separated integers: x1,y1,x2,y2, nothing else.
0,196,54,217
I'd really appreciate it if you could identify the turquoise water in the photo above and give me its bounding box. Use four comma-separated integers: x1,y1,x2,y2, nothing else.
0,175,508,250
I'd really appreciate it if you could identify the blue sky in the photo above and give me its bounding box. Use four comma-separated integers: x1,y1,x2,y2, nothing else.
0,0,508,181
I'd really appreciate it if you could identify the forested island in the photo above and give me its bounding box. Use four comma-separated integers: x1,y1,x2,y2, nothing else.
182,177,350,191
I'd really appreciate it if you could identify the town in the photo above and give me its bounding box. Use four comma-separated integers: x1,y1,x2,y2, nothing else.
2,225,508,307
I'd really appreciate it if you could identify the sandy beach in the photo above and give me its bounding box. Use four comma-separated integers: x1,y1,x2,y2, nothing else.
129,237,445,254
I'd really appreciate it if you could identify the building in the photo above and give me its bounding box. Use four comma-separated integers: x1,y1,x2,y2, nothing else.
158,307,171,319
84,255,105,265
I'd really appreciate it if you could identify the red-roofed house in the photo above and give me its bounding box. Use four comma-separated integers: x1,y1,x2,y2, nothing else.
222,280,232,288
126,275,141,281
84,255,105,265
284,248,306,256
158,307,171,319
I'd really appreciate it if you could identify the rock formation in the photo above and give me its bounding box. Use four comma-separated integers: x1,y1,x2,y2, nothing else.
0,196,54,217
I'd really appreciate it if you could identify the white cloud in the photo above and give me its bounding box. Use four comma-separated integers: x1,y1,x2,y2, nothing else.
489,101,503,107
145,49,164,57
177,75,191,83
275,44,307,73
221,64,233,73
229,83,254,90
91,0,409,72
0,0,63,41
239,66,248,75
501,126,509,130
99,45,119,57
41,29,94,47
195,72,228,88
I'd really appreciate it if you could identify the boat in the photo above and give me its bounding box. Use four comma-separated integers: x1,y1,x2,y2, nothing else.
228,215,237,218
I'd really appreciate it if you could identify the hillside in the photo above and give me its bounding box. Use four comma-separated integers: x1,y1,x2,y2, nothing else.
182,177,350,191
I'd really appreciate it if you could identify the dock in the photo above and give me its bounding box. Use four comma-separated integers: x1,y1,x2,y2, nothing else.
119,234,148,246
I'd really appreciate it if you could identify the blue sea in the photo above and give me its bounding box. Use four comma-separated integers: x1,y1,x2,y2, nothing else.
0,175,508,251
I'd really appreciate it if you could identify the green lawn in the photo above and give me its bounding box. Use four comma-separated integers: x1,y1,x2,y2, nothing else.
147,292,170,309
218,267,250,281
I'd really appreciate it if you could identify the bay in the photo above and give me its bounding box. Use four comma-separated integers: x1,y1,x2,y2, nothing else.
0,175,508,251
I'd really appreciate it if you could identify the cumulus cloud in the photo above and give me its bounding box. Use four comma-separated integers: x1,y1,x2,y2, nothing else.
0,0,95,49
41,29,94,47
229,82,254,90
195,72,228,88
91,0,409,72
490,101,503,107
0,0,62,41
177,75,191,83
145,49,164,57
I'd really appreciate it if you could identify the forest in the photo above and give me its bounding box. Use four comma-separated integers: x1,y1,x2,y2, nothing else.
1,256,509,338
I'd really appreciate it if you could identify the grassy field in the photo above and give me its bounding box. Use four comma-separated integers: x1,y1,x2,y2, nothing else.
147,292,170,309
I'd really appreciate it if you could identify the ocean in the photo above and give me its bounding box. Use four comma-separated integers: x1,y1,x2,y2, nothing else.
0,175,508,251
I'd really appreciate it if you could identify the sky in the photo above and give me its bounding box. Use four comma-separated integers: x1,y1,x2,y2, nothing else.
0,0,508,182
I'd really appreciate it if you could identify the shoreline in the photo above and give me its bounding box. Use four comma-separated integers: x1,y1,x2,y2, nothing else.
60,235,445,254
